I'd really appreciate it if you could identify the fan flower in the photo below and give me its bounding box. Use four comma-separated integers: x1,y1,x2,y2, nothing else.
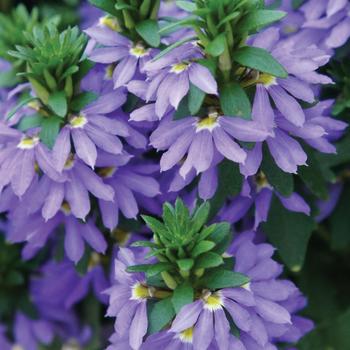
220,176,310,229
96,153,160,231
241,86,347,175
53,90,128,170
105,248,150,350
0,125,61,197
245,27,332,128
85,21,156,88
150,112,272,178
143,42,218,118
301,0,350,49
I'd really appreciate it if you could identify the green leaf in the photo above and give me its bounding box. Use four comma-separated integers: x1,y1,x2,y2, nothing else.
206,33,226,57
171,282,194,313
136,19,161,47
188,84,205,115
6,97,38,120
126,264,150,273
39,116,61,149
88,0,119,15
142,215,168,237
148,298,175,334
330,183,350,250
0,69,18,88
202,270,249,289
234,46,288,78
261,196,316,271
195,252,224,269
298,147,329,200
147,262,173,277
131,240,159,248
71,91,98,112
241,10,286,32
209,161,243,219
261,144,294,196
220,82,251,119
191,240,215,257
177,258,194,271
176,0,197,12
17,113,43,131
48,91,67,118
191,201,210,234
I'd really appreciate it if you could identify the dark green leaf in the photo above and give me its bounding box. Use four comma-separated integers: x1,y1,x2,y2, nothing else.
220,82,251,119
71,92,98,112
206,33,226,57
17,113,43,131
39,116,61,149
234,46,288,78
126,264,150,273
177,258,194,271
48,91,67,118
298,147,328,200
188,84,205,115
261,144,294,196
330,184,350,250
136,20,161,47
171,282,194,313
261,196,316,271
147,262,173,277
191,240,215,257
202,270,249,289
195,252,224,269
176,1,197,12
148,298,175,334
88,0,119,15
240,10,286,32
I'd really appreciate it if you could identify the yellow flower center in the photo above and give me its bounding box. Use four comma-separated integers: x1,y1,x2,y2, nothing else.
70,115,87,128
131,282,151,300
112,228,131,246
17,136,39,149
130,44,149,58
98,167,117,178
170,62,189,74
12,345,25,350
61,340,81,350
255,171,270,190
64,154,75,170
257,73,277,88
99,16,121,32
61,202,71,215
178,328,194,343
203,291,223,311
88,253,101,271
105,64,115,79
283,25,298,34
196,113,219,132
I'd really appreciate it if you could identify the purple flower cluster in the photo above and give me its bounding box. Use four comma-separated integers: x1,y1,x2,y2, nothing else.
0,0,348,348
106,233,313,350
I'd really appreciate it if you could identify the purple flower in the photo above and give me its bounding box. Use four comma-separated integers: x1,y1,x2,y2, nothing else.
96,154,160,231
220,177,310,229
85,22,156,88
301,0,350,48
53,90,128,170
247,27,332,128
0,125,61,197
150,112,271,178
106,248,150,350
31,257,109,308
242,86,347,174
7,210,107,263
143,43,218,118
